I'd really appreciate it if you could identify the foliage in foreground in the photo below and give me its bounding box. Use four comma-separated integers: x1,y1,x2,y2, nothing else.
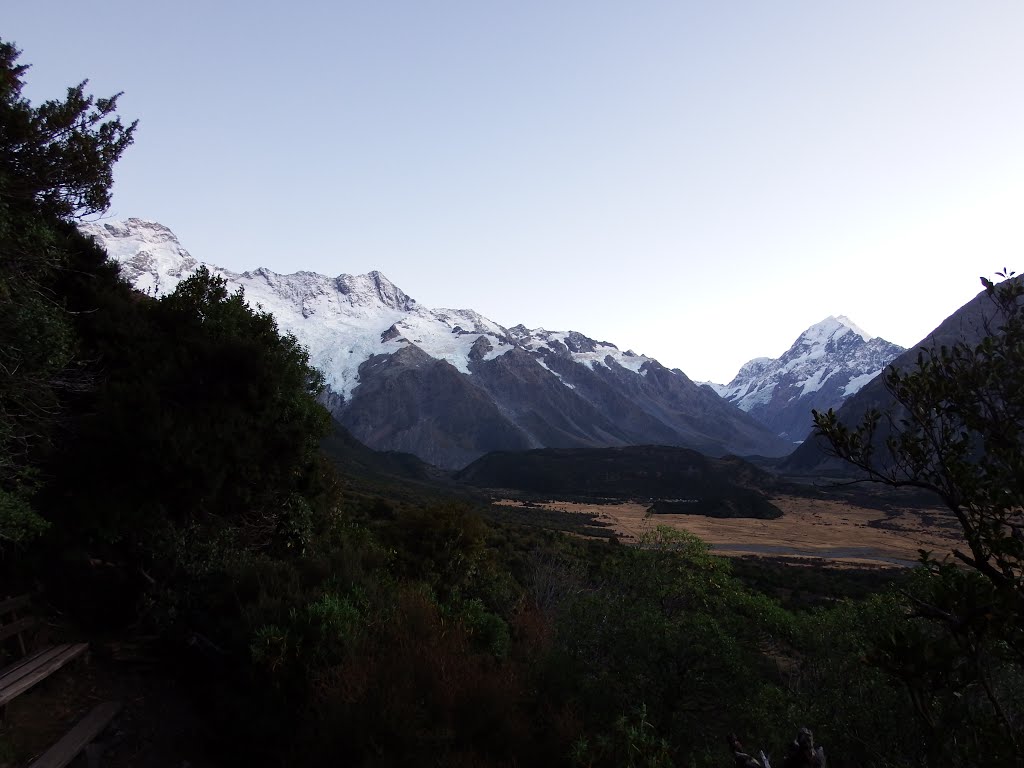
171,516,921,768
814,271,1024,764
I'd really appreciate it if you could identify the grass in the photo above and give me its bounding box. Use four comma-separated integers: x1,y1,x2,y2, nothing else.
489,493,960,568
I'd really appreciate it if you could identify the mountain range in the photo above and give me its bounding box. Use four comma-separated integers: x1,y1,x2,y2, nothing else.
709,316,904,443
80,219,794,468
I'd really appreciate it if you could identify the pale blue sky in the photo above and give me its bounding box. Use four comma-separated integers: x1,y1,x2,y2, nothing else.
8,2,1024,382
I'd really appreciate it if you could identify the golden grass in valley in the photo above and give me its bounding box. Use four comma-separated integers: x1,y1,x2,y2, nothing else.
494,495,962,567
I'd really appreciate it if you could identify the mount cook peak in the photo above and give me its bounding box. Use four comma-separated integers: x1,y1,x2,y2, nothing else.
709,314,905,443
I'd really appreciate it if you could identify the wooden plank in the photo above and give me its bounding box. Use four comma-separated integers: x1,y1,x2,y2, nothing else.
0,645,74,705
0,645,58,686
0,616,36,644
0,595,31,617
28,700,122,768
0,643,86,704
0,643,88,708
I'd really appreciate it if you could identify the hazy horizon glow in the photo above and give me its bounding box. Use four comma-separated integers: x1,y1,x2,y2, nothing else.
8,2,1024,382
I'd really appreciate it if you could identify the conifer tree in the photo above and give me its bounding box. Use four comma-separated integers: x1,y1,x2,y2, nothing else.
0,39,135,544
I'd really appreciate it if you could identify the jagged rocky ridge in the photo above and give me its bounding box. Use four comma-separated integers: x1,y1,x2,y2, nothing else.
81,219,792,468
709,316,904,443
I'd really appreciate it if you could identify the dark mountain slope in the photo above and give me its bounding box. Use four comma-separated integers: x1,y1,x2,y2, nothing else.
339,345,534,470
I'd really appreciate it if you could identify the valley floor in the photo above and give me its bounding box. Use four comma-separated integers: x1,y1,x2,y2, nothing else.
493,495,962,567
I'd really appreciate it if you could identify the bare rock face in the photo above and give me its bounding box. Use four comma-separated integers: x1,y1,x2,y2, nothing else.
340,346,534,469
468,336,493,362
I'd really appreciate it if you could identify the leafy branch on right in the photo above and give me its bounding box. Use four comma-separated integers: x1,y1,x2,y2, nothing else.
813,271,1024,764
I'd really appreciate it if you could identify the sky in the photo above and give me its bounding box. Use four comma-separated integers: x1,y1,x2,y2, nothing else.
7,2,1024,383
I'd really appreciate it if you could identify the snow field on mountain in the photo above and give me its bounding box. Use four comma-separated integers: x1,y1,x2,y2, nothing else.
527,331,654,373
81,219,664,404
535,357,576,389
843,370,883,397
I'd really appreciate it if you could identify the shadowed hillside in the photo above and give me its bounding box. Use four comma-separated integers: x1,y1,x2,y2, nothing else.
457,445,784,518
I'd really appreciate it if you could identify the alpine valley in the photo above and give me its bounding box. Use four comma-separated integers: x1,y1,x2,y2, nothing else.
82,219,895,469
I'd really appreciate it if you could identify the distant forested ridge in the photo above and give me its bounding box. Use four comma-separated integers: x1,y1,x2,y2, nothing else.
458,445,784,518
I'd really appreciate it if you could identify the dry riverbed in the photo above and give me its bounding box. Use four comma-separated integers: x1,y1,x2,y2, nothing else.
494,495,963,567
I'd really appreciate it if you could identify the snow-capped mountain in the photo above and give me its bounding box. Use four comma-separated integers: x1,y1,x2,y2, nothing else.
784,277,1021,474
709,315,905,443
80,219,791,468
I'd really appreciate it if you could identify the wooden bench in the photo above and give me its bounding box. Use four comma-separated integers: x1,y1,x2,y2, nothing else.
0,642,91,710
0,595,90,713
0,595,121,765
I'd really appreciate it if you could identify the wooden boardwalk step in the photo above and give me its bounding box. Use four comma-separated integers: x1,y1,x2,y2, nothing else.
0,643,89,708
28,700,122,768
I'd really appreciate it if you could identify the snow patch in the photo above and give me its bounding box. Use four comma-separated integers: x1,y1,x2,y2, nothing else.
798,367,835,396
536,331,652,373
535,357,575,389
843,369,881,396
